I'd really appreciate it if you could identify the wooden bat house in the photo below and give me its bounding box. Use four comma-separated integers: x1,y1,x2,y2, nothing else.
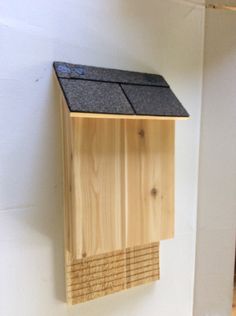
54,61,189,304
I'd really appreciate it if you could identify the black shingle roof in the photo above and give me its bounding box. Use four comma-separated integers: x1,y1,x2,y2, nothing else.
54,61,189,118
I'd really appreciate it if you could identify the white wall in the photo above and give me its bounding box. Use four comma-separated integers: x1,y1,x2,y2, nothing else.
0,1,204,315
194,8,236,316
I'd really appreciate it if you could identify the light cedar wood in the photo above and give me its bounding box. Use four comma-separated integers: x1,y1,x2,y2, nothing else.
71,115,126,259
206,4,236,12
61,97,74,263
60,94,172,304
125,120,175,247
61,98,126,260
61,96,174,260
69,111,188,120
66,243,159,304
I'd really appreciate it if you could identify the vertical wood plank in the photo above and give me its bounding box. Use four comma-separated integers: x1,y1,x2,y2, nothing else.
125,120,175,247
160,121,175,239
61,99,73,259
71,117,125,259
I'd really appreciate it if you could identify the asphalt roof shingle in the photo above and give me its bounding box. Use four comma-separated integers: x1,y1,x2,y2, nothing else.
54,61,189,118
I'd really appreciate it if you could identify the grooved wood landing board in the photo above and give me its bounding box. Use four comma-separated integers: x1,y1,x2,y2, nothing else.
66,243,160,305
61,97,174,260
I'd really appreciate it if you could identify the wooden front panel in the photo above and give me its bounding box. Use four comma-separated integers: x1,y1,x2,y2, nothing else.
62,100,174,260
125,120,175,247
71,117,126,259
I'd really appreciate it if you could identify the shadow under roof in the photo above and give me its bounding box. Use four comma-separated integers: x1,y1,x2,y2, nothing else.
54,61,189,119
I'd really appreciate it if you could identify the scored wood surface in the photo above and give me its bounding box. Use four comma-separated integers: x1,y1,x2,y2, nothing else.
66,243,160,305
61,96,174,260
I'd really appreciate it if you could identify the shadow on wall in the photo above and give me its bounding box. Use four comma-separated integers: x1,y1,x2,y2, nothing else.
33,72,65,302
14,68,66,302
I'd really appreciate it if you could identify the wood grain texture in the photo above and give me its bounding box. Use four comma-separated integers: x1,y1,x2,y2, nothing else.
71,116,126,259
125,120,175,247
60,94,173,304
70,111,188,120
61,97,74,263
206,4,236,12
61,98,126,260
61,96,174,260
66,243,159,305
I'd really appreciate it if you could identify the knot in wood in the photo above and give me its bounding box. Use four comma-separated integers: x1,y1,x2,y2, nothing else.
82,252,87,258
151,187,158,197
138,129,145,138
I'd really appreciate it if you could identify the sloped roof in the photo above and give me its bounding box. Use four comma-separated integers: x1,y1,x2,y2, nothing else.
54,61,189,118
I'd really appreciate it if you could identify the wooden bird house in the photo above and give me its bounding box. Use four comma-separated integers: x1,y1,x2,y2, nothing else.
54,61,189,304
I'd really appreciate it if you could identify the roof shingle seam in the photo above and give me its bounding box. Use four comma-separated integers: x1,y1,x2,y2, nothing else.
119,84,137,114
54,75,170,89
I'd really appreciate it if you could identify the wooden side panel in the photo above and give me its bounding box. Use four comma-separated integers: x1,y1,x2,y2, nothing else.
125,120,175,247
66,243,159,305
61,98,74,265
71,117,125,259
